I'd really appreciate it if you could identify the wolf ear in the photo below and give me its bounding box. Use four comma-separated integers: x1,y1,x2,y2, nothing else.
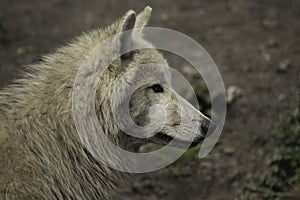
135,6,152,30
117,10,136,60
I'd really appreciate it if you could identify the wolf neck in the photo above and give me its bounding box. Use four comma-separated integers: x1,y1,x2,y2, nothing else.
14,26,125,149
4,21,122,136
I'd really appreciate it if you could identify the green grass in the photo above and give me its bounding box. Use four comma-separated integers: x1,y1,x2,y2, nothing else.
239,104,300,200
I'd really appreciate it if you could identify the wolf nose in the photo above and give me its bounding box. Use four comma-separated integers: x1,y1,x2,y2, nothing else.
201,120,216,136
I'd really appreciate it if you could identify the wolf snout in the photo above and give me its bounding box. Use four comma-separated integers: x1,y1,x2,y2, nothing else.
200,119,217,137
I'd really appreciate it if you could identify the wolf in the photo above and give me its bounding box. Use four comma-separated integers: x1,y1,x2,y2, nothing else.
0,6,214,200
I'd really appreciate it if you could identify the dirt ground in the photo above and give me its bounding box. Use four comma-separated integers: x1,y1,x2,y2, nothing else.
0,0,299,199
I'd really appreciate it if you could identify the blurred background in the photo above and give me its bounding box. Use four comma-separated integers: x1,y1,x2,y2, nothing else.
0,0,299,199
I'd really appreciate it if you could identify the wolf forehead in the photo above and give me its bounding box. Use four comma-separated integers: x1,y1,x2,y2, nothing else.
119,50,173,87
131,49,171,78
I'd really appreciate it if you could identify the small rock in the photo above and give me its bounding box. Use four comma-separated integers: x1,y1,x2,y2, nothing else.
278,94,286,101
214,27,223,35
227,86,242,104
204,175,212,182
265,38,279,48
223,147,235,155
16,45,37,56
159,13,169,21
262,51,271,62
277,59,291,73
201,162,212,169
243,66,252,72
198,8,206,16
182,65,198,77
262,18,278,29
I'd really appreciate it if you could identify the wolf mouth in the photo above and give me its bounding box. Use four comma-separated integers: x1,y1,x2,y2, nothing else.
155,132,203,149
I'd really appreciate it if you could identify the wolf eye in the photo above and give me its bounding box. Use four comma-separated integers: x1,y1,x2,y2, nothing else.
151,84,164,93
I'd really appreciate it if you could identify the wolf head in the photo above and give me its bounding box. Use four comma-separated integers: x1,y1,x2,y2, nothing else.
93,7,216,151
